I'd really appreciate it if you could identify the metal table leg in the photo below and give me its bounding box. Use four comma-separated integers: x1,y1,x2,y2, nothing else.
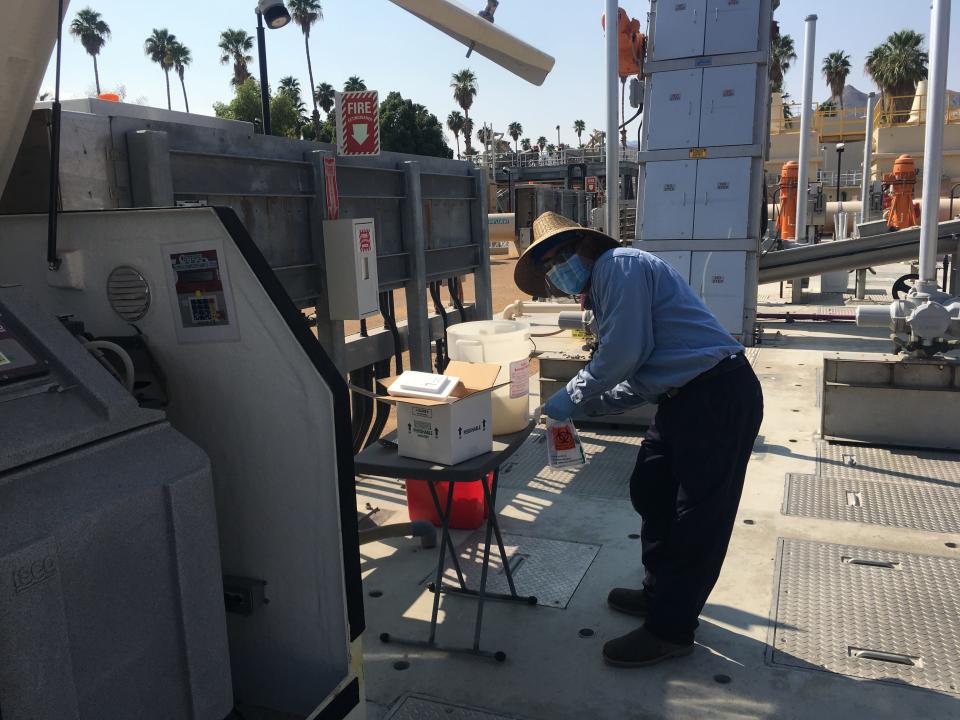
380,469,536,662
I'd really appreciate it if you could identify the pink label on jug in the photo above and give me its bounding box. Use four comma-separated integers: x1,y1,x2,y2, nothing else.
509,358,530,399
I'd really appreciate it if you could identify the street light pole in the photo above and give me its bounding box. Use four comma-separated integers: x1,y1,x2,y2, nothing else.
256,9,271,136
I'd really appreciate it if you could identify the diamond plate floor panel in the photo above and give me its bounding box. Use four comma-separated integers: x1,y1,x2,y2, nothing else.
783,473,960,533
498,427,641,498
386,695,529,720
441,532,600,609
817,441,960,486
767,539,960,694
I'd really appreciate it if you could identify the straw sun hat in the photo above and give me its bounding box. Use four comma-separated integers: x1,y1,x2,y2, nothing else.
513,212,619,296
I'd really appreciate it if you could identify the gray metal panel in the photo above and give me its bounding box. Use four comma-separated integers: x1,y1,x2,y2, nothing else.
767,539,960,695
639,160,697,240
692,157,751,239
443,532,600,609
387,695,530,720
698,65,757,147
646,69,703,151
704,0,761,55
650,0,707,60
816,441,960,485
498,427,643,498
783,473,960,533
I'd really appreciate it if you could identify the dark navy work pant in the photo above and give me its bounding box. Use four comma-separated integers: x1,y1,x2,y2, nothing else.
629,360,763,645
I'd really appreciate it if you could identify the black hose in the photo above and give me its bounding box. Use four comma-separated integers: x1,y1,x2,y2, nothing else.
429,281,449,372
348,369,367,453
364,359,392,449
447,277,467,322
382,291,403,374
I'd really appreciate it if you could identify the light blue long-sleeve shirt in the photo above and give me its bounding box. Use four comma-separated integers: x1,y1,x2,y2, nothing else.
566,248,743,411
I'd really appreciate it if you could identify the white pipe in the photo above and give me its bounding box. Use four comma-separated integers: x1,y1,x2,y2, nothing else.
605,0,620,242
861,92,877,222
794,14,817,243
918,0,951,286
501,300,580,320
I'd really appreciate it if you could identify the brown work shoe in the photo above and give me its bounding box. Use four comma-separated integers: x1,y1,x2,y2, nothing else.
602,626,694,667
607,587,650,617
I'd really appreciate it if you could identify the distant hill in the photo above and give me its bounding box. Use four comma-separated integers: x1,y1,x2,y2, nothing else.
839,85,870,109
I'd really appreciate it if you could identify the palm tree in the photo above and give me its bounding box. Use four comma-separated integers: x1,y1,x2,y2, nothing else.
287,0,323,134
447,111,465,158
770,34,797,93
546,143,556,154
69,8,111,95
477,126,491,147
279,76,308,125
451,69,478,154
573,119,586,147
462,117,475,154
866,30,928,121
520,137,531,152
144,29,176,110
315,81,335,114
822,50,851,113
344,76,367,91
168,41,192,112
508,121,522,152
218,29,253,87
536,135,548,151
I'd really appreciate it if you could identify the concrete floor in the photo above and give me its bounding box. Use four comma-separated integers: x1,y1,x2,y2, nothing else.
356,263,960,720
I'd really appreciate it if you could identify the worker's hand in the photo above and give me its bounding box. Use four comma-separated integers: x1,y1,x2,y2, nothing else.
544,389,579,420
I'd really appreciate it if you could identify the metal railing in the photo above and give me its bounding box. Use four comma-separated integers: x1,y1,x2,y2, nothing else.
466,146,639,169
873,92,960,128
816,170,863,187
770,91,960,137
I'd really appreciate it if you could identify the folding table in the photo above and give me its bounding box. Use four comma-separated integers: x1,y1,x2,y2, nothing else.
354,421,538,661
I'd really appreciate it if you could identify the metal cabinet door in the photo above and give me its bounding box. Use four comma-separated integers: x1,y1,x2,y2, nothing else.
690,250,746,334
640,161,697,240
692,157,751,239
652,251,692,280
646,69,703,150
651,0,707,60
704,0,761,55
698,65,757,147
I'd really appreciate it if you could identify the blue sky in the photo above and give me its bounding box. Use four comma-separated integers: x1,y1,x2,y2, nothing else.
44,1,959,150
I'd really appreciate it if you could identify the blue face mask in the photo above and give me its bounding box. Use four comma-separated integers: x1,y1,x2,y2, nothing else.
546,252,591,296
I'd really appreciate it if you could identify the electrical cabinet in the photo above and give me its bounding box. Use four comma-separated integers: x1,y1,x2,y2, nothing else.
647,64,756,150
698,65,757,147
640,161,697,240
691,251,746,333
322,218,379,320
652,250,692,279
693,157,751,239
704,0,761,55
646,70,703,150
651,0,707,60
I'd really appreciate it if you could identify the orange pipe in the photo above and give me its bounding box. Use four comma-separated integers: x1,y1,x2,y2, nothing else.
776,161,799,240
883,154,920,230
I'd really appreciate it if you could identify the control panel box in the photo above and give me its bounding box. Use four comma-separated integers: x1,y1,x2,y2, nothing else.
646,64,757,150
650,0,761,61
322,218,380,320
639,157,751,240
652,249,746,334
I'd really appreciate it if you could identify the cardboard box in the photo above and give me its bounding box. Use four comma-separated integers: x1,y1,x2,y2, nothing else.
389,361,502,466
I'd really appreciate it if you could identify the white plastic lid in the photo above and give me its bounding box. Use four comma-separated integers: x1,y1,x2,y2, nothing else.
387,371,461,400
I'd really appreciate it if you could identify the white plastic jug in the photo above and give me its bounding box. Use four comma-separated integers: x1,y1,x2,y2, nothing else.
446,320,532,434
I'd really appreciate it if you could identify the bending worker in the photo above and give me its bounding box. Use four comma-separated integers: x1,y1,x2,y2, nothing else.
514,212,763,668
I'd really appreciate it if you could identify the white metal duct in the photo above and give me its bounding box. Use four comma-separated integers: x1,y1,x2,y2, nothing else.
388,0,554,85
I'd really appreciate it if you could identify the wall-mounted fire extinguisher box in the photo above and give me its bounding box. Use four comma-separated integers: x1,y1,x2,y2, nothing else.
322,217,380,319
